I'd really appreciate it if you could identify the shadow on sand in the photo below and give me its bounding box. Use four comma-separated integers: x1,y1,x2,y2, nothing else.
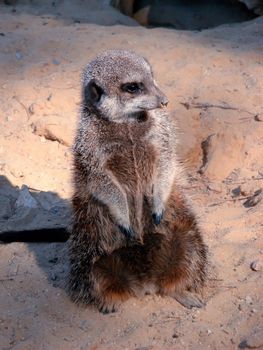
0,175,70,292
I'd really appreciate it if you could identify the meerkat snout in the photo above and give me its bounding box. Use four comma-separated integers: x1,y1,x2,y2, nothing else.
157,92,169,108
149,82,169,108
160,95,169,107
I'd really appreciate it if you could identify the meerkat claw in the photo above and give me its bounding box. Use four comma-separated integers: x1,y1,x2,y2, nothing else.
98,301,119,314
152,211,164,225
172,291,205,309
118,225,136,239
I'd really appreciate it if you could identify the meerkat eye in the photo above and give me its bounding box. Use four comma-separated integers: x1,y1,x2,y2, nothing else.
121,82,143,94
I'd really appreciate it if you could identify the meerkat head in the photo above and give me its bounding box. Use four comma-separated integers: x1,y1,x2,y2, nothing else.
82,50,168,122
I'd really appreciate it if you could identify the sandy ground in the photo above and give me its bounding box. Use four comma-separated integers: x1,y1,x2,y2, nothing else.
0,2,263,349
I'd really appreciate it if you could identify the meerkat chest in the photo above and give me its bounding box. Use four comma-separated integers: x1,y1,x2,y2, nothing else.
105,126,157,190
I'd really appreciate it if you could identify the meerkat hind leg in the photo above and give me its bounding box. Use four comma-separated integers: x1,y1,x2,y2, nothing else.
98,299,121,314
93,254,135,314
172,290,205,309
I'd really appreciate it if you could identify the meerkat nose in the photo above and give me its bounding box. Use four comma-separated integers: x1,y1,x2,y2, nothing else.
160,95,169,107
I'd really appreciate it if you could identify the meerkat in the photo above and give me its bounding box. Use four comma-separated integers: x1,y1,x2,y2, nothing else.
67,50,207,313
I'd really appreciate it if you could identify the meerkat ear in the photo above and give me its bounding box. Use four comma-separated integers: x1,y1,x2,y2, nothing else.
84,79,104,104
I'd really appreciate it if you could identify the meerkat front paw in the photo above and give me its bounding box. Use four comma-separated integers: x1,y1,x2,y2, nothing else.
111,206,136,240
152,211,164,225
118,225,136,240
98,300,120,314
172,291,205,309
152,194,165,225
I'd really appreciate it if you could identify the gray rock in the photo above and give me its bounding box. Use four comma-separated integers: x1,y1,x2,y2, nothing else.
0,196,12,219
245,330,263,348
36,191,67,211
250,259,263,271
255,114,263,122
52,58,60,65
9,206,39,229
245,296,253,305
15,51,23,60
239,328,263,349
15,185,38,209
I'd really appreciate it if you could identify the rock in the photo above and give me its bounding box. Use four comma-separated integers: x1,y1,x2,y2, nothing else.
232,184,255,197
239,0,263,14
232,186,242,197
36,191,67,211
244,189,263,207
32,117,73,147
15,185,38,209
119,0,259,30
239,329,263,349
224,168,241,184
172,332,179,339
15,51,22,60
250,259,263,271
7,206,39,230
199,134,216,175
246,331,263,348
0,176,19,200
254,114,263,122
245,296,253,305
28,103,35,115
10,168,24,178
239,185,255,197
0,196,12,219
199,131,245,181
0,181,70,233
133,6,150,26
208,182,223,193
52,58,60,65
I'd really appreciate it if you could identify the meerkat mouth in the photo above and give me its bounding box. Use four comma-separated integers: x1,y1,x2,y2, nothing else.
127,111,148,123
136,111,148,122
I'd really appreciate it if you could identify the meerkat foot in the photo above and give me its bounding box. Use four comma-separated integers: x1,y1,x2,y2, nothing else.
98,300,121,314
118,225,136,240
172,291,205,309
152,210,164,225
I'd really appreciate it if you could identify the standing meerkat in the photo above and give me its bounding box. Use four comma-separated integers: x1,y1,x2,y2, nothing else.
67,50,207,313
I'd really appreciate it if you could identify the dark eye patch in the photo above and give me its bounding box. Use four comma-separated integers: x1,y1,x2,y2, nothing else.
121,82,144,94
